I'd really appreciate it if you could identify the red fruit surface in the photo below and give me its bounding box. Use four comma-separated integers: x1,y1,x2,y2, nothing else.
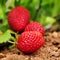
8,6,30,32
17,31,44,53
25,22,45,36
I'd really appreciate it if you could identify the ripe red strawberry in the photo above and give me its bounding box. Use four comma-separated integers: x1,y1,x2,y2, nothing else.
17,31,44,53
25,22,45,36
8,6,30,32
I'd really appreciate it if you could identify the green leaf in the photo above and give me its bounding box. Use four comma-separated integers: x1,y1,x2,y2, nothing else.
6,0,15,8
0,31,12,43
52,0,60,17
0,6,4,19
42,0,53,6
30,0,39,9
0,0,7,6
38,14,56,26
20,0,30,7
0,24,9,32
15,0,21,6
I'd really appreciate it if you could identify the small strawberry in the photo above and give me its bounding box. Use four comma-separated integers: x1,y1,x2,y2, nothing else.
25,22,45,36
8,6,30,32
17,31,44,53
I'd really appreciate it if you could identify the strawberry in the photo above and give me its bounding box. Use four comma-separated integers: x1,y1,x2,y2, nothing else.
8,6,30,32
25,22,45,36
17,31,44,53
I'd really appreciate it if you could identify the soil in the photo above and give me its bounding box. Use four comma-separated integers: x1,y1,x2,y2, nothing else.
0,31,60,60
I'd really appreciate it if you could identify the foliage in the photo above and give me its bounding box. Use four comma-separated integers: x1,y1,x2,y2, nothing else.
0,30,15,43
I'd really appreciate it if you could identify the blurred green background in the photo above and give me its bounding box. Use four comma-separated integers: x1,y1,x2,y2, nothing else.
0,0,60,32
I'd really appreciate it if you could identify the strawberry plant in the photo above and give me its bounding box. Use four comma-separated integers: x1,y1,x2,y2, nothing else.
0,0,60,54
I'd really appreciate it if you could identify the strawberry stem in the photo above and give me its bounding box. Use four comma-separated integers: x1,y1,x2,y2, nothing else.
8,40,15,44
